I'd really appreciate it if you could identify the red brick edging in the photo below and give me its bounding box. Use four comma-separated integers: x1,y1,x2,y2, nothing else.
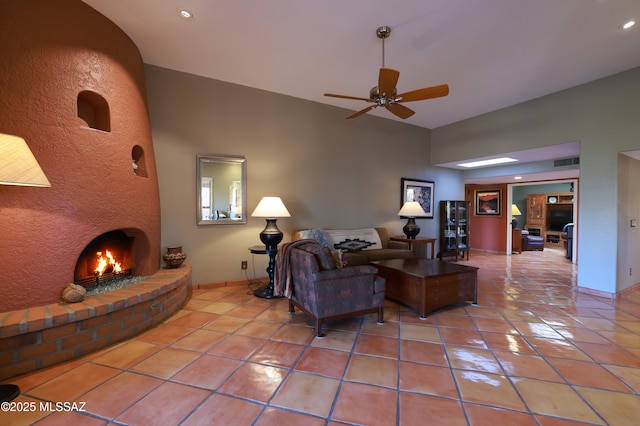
0,265,192,381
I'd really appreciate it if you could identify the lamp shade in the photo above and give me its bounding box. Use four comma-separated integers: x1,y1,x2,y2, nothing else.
0,134,50,187
511,204,522,216
251,197,291,218
398,201,426,217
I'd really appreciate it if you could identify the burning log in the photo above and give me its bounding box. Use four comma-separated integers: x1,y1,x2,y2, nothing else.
94,250,122,277
76,268,132,289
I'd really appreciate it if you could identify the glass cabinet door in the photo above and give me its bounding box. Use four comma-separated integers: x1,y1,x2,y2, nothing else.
457,202,468,250
439,200,471,260
444,202,456,250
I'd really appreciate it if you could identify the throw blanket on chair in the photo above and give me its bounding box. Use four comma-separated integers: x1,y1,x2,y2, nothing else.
274,239,315,298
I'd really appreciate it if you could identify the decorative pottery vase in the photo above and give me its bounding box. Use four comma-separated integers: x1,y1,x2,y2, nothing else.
163,245,186,268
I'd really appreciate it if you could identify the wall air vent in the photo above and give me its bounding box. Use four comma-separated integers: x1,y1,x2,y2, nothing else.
554,157,580,167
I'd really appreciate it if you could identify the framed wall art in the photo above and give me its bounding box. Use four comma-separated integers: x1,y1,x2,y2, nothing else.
475,189,502,216
400,178,434,218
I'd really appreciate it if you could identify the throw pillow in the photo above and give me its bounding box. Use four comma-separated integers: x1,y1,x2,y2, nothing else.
333,238,375,252
331,249,347,268
324,228,382,251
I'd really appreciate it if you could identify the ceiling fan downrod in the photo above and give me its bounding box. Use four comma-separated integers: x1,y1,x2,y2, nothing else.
323,24,448,120
376,26,391,68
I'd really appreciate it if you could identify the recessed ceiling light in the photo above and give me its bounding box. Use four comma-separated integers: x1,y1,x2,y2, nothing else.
514,176,522,180
177,9,193,20
457,157,518,168
621,20,635,29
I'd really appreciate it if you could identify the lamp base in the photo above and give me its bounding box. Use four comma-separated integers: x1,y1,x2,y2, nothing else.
254,219,284,299
253,285,277,299
259,219,284,250
403,218,420,240
0,384,20,403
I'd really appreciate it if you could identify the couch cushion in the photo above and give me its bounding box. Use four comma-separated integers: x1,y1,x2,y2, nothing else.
331,249,347,268
343,252,369,266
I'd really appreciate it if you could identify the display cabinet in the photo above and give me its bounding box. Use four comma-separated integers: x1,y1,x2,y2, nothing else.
439,200,470,261
526,194,545,226
525,192,574,248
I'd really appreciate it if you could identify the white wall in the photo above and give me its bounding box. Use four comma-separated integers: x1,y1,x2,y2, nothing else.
431,67,640,295
617,154,640,292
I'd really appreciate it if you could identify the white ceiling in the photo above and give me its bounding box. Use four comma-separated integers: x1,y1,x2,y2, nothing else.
82,0,640,181
439,142,581,184
436,142,582,170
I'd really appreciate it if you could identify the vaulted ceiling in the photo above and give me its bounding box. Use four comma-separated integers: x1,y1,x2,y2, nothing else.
82,1,639,182
83,0,640,129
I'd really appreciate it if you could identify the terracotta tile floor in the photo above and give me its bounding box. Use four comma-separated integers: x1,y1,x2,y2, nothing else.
3,249,640,425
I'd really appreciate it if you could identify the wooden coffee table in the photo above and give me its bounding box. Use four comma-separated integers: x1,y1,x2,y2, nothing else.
371,258,478,318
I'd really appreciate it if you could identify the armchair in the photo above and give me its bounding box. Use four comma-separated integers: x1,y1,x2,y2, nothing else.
521,230,545,251
278,241,385,337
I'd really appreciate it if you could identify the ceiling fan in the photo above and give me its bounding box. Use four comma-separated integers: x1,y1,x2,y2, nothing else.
325,26,449,120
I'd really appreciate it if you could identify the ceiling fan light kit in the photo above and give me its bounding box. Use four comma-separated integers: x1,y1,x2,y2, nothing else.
325,26,449,120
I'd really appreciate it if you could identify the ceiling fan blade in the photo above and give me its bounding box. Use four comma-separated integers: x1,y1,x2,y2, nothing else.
397,84,449,102
346,105,376,119
324,93,372,102
378,68,400,96
386,103,415,119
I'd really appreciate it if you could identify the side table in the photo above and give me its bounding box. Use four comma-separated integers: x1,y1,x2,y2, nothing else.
390,236,436,259
512,229,522,254
249,245,281,298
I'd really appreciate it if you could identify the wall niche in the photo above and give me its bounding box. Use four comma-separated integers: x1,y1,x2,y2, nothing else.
77,90,111,132
132,145,147,177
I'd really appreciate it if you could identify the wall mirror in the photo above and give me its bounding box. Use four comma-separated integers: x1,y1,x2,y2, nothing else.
197,155,246,225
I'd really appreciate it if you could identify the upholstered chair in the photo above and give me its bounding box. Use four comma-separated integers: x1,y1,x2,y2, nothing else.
277,241,385,337
521,230,545,251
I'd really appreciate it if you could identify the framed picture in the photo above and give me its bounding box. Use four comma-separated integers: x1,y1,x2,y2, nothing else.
400,178,434,219
475,189,502,216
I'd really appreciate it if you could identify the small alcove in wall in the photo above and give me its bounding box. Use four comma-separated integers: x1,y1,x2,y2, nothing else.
132,145,147,177
77,90,111,132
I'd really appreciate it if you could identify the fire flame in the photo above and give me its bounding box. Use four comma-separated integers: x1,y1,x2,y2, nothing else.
95,250,122,276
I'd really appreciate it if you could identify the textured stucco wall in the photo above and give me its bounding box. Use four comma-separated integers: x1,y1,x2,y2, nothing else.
0,0,161,311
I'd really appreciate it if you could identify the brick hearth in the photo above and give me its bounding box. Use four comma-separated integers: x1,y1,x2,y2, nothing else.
0,265,191,381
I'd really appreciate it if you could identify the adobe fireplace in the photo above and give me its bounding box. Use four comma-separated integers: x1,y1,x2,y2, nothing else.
0,1,162,311
0,1,181,382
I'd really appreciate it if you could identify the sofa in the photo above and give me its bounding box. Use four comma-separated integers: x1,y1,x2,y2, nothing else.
277,240,385,337
292,227,413,266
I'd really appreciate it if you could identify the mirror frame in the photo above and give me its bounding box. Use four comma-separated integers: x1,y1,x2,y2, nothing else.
196,154,247,225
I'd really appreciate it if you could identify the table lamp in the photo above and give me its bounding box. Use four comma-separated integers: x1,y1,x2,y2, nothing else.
251,196,290,298
0,134,51,187
511,204,522,228
398,201,427,239
0,133,50,403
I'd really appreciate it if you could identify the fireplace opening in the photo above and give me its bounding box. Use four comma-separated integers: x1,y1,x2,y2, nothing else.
74,230,134,290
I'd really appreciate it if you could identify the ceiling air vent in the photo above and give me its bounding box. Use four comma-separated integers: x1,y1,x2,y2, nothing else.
554,157,579,167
